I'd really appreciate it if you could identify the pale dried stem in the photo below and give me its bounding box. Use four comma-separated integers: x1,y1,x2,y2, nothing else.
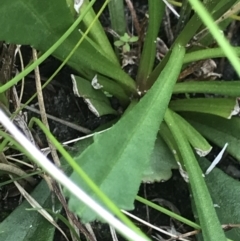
32,48,61,167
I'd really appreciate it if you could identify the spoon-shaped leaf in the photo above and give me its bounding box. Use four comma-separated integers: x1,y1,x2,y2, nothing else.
64,45,185,222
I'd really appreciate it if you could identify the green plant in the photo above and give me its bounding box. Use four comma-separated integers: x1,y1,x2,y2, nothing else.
114,32,139,53
0,0,240,241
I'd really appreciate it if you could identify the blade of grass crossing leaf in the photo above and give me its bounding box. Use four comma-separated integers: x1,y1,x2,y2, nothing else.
188,0,240,76
28,118,141,232
65,45,185,222
0,0,136,95
62,0,136,93
17,2,133,117
17,0,133,116
0,0,97,93
164,108,227,241
0,114,150,241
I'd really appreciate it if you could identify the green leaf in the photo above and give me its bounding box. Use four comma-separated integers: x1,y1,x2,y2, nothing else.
175,0,192,35
142,135,178,183
169,98,239,119
108,0,126,37
71,75,117,117
0,181,59,241
159,122,182,163
172,111,212,156
120,33,130,42
64,45,185,222
173,81,240,97
136,0,164,90
183,47,240,64
182,112,240,162
0,0,136,93
107,0,126,62
114,40,124,47
129,36,139,43
199,157,240,240
123,43,130,53
164,108,227,241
